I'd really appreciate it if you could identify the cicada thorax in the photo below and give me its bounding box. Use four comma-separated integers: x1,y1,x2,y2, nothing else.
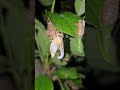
77,20,85,38
46,19,57,40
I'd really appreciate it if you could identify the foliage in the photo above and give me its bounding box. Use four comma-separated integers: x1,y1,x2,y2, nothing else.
35,0,85,90
0,0,34,90
35,75,54,90
48,12,80,37
38,0,52,6
55,68,79,79
86,0,120,70
75,0,85,16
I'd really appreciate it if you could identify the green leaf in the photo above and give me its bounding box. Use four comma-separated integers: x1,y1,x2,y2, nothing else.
48,12,80,37
74,0,85,16
35,19,50,60
70,37,85,56
55,68,79,79
38,0,52,6
86,0,105,28
35,75,54,90
53,52,67,66
35,19,46,32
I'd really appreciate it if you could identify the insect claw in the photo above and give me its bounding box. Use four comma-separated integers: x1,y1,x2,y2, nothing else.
58,42,64,59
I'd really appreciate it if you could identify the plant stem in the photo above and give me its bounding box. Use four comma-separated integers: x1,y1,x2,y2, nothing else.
51,0,56,13
57,77,65,90
45,42,49,65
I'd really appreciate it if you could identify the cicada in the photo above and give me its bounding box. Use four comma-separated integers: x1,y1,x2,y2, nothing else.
76,20,85,38
46,19,64,59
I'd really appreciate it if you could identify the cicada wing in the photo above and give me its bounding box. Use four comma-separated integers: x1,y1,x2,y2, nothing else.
50,37,60,58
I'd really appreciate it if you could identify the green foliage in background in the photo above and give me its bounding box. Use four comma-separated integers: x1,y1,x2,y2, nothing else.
86,0,120,71
55,68,79,79
75,0,85,16
0,0,34,90
38,0,52,6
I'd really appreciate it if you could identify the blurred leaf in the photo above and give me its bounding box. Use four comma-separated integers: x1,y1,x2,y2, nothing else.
0,1,34,73
63,82,70,90
85,27,120,71
86,0,105,28
85,0,120,71
38,0,52,6
72,79,84,88
35,19,50,59
70,37,85,56
0,67,9,74
57,78,65,90
48,12,80,37
55,68,79,79
74,0,85,16
79,73,85,79
35,19,46,31
75,56,85,62
0,56,11,74
0,56,9,66
35,75,54,90
35,49,40,58
0,1,34,90
100,0,119,27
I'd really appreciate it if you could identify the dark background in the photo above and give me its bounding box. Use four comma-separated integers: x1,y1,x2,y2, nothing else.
0,0,34,90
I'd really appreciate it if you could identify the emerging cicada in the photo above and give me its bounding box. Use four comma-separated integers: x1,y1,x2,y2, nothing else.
46,19,64,59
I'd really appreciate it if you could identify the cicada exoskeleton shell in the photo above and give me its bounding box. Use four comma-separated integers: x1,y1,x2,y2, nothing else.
77,20,85,38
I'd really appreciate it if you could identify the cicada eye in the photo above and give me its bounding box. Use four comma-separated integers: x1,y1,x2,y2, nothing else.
47,19,53,25
58,34,62,37
57,32,63,37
